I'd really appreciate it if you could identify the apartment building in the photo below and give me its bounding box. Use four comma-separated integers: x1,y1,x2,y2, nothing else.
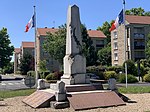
14,42,34,73
36,27,106,71
111,15,150,66
14,28,106,73
87,30,106,51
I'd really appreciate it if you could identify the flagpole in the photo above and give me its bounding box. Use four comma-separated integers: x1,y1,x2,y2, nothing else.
123,0,128,88
33,6,38,89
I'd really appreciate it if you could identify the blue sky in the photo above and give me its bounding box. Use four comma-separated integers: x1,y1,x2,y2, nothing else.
0,0,149,49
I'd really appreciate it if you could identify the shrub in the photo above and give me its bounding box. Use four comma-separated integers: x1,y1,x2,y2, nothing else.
143,74,150,82
118,74,138,83
27,71,36,77
106,66,123,74
39,71,50,79
123,60,138,76
53,71,63,80
86,66,105,80
86,66,98,73
45,73,57,81
15,71,21,74
104,71,117,80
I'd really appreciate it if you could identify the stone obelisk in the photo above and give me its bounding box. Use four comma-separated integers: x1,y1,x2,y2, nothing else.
61,5,90,85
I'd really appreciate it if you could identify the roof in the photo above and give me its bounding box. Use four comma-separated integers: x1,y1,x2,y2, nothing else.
37,28,106,38
37,28,58,36
126,15,150,24
22,42,34,48
87,30,106,38
14,48,21,53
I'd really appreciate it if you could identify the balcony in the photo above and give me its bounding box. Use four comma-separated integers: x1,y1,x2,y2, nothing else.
134,46,145,49
134,33,145,39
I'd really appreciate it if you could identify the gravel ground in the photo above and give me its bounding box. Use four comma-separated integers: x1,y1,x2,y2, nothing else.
0,93,150,112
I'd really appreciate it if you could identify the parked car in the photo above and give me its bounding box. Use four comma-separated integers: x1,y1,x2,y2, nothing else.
86,73,99,79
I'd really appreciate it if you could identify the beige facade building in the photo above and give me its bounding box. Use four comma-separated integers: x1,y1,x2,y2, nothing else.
14,28,106,73
111,15,150,66
36,28,106,72
14,42,34,73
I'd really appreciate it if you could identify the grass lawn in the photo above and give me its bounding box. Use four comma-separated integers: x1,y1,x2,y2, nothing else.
0,89,36,99
0,86,150,99
118,86,150,94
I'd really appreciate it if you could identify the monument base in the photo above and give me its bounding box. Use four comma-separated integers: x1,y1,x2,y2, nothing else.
61,73,90,85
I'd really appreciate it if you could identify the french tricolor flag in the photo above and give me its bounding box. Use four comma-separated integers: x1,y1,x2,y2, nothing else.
109,9,124,31
25,15,35,32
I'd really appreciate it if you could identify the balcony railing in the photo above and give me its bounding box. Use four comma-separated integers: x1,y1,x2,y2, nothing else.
134,46,145,49
134,33,145,39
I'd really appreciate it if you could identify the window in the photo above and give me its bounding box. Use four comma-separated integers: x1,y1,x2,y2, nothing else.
114,53,118,60
134,27,144,33
96,40,104,48
114,42,118,50
134,40,145,49
96,40,104,45
113,31,117,39
134,51,145,58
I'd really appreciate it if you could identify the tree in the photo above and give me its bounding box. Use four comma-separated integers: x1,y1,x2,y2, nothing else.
145,33,150,59
3,62,14,74
97,44,111,66
38,60,47,72
20,53,34,75
81,24,97,66
97,21,112,44
44,24,97,66
43,24,66,65
0,28,14,69
123,59,137,76
125,7,150,16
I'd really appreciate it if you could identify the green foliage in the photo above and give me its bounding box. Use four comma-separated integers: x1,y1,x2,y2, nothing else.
104,71,117,80
20,53,34,75
86,66,105,80
38,60,47,72
15,71,21,74
106,66,123,74
123,60,137,76
0,28,14,69
143,74,150,82
43,25,66,65
97,45,111,66
118,74,138,83
118,86,150,94
39,71,50,79
0,89,36,99
27,71,36,78
45,73,57,80
140,59,150,68
97,21,111,44
125,7,150,16
145,33,150,59
44,24,98,66
3,62,14,74
81,24,97,66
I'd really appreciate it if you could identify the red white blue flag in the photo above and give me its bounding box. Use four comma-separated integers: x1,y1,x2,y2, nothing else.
109,9,124,31
25,15,35,32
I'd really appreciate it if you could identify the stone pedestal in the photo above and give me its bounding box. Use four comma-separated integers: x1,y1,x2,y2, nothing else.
108,78,117,90
37,79,46,90
54,81,67,102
